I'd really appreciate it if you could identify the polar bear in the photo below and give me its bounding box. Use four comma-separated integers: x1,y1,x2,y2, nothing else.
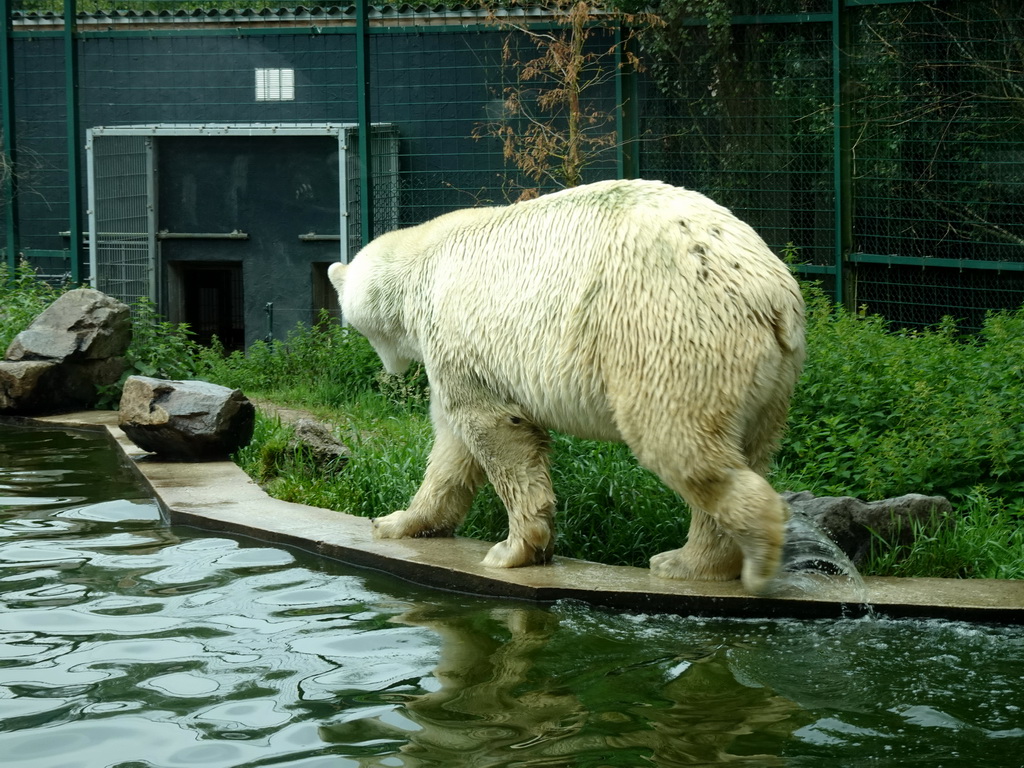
329,179,805,594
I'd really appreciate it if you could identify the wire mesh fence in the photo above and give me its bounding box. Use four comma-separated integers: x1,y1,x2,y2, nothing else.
1,0,1021,339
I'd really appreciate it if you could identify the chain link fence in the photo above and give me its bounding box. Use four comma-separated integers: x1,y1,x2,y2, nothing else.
1,0,1021,336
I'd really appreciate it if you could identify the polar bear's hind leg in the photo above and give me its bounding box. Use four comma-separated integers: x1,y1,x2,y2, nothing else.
648,463,786,594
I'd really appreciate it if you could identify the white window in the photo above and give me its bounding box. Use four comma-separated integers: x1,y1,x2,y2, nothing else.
255,68,295,101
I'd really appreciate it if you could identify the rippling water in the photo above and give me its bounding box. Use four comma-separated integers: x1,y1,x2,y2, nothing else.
1,423,1022,767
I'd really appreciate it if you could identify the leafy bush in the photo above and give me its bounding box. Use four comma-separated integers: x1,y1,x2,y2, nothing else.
775,285,1024,505
0,260,61,351
197,311,400,408
96,298,204,408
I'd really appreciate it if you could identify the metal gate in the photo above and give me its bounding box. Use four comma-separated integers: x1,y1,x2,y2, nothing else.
86,131,157,305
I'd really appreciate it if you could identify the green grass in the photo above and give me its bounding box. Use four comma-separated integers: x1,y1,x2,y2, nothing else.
2,268,1022,578
865,490,1024,580
0,261,62,352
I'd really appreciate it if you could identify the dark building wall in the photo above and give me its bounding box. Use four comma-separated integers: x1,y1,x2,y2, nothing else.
7,26,524,344
157,134,341,347
8,27,532,281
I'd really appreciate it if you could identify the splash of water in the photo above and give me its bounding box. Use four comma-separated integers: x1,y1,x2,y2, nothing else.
770,508,870,607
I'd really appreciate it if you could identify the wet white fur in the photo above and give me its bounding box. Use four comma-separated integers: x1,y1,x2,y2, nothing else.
329,179,805,593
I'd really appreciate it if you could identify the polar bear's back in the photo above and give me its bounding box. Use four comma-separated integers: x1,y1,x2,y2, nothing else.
417,179,804,439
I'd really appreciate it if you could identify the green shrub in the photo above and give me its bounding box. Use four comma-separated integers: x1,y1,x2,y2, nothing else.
96,297,204,408
197,311,397,407
0,260,61,351
775,285,1024,505
865,489,1024,580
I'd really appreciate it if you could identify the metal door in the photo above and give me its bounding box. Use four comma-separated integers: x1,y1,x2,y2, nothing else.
86,132,157,305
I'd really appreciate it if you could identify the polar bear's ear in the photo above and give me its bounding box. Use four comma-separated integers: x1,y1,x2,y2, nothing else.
327,262,347,294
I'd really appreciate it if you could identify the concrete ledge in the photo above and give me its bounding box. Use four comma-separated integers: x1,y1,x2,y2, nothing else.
24,411,1024,623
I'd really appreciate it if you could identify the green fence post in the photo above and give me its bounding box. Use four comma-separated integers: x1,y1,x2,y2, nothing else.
832,0,853,309
64,0,82,284
1,0,17,279
615,22,639,180
356,0,374,248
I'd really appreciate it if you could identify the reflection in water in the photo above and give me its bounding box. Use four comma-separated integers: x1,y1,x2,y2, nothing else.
328,604,807,766
0,424,1022,767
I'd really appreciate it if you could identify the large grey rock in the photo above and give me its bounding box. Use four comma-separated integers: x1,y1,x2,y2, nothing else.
783,490,953,565
0,358,128,414
119,376,255,460
0,360,59,412
6,288,131,363
0,288,131,414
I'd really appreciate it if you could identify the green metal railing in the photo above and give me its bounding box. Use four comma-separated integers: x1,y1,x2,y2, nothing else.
1,0,1021,329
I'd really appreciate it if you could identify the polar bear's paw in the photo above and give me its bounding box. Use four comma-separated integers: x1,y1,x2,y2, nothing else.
481,536,553,569
371,510,454,540
649,547,740,583
739,547,781,596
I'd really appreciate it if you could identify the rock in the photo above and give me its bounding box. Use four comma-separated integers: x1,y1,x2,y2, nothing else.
0,353,127,414
6,288,131,363
782,490,953,565
0,288,131,414
0,360,59,412
118,376,255,460
289,417,350,468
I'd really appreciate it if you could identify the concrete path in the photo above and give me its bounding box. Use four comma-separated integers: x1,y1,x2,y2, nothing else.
28,411,1024,624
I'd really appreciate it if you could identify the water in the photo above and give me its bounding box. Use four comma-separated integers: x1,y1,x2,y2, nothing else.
774,508,869,601
1,423,1022,768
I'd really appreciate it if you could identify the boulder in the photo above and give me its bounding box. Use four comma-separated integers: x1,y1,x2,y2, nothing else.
782,490,953,565
0,360,59,412
118,376,255,460
6,288,131,363
289,417,350,469
0,288,131,414
0,358,127,414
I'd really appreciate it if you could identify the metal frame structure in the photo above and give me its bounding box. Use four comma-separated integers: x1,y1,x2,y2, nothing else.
86,122,398,305
2,0,1021,329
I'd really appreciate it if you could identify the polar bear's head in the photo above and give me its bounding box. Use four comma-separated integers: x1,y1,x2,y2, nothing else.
328,258,414,375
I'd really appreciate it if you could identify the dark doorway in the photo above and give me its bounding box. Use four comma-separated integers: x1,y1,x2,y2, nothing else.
174,261,245,350
157,134,341,348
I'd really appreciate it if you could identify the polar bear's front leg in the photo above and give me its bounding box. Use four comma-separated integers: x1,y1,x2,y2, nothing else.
372,405,485,540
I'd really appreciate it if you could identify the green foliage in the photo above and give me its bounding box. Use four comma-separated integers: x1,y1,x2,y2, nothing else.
865,490,1024,580
775,284,1024,506
95,297,203,409
196,311,393,407
0,260,61,351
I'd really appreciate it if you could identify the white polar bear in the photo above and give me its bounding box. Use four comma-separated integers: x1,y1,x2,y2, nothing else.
329,179,805,594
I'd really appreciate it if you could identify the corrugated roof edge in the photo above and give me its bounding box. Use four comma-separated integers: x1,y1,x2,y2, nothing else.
10,4,586,28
